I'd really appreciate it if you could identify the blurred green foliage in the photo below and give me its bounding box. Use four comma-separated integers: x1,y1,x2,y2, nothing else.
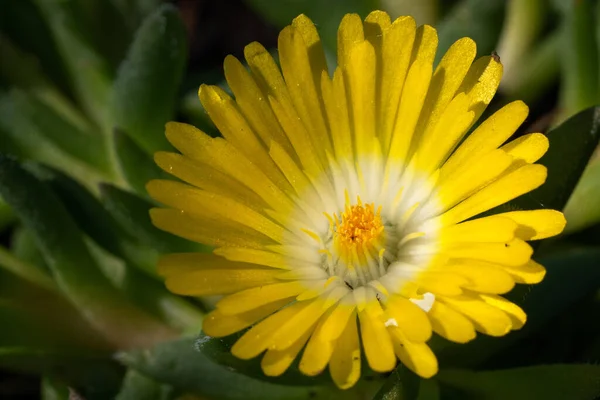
0,0,599,398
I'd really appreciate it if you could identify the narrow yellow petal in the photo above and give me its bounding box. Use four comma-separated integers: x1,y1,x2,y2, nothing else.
387,59,432,162
322,68,353,160
378,16,416,150
222,55,293,154
458,55,503,120
479,294,527,330
337,14,364,69
441,101,529,179
262,323,316,376
216,282,304,315
299,310,336,376
444,239,533,267
435,149,514,211
148,180,286,242
501,259,547,284
389,327,438,378
410,24,438,66
319,297,357,340
440,294,512,336
440,215,518,244
428,300,476,343
443,262,515,294
497,209,566,240
214,247,295,270
385,295,432,342
346,40,377,155
358,301,397,372
232,301,310,359
203,298,291,337
501,133,549,163
414,37,477,152
441,164,547,225
150,208,271,249
329,313,361,390
154,151,266,210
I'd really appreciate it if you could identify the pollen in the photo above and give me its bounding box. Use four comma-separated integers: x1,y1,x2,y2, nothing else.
334,197,385,257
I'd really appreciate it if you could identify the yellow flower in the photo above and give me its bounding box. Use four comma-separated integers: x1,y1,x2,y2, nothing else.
148,11,566,389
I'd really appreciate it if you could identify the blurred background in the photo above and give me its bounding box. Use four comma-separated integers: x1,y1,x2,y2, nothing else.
0,0,599,399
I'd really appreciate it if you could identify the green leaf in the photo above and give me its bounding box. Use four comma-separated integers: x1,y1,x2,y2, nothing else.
0,347,123,400
116,337,337,400
112,4,187,155
434,247,600,368
41,377,70,400
493,106,600,214
437,364,600,400
0,244,55,293
9,89,110,173
243,0,378,52
434,0,506,65
115,369,173,400
0,0,70,93
373,367,433,400
563,157,600,233
11,226,50,273
113,129,169,197
99,184,208,254
25,163,203,331
0,154,176,348
32,0,113,131
559,0,600,121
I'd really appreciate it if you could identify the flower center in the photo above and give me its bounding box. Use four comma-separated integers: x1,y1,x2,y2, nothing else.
333,201,385,263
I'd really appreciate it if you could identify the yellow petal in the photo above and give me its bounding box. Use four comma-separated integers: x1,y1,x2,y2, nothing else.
443,261,515,294
216,281,304,315
154,152,265,209
150,208,271,249
232,301,310,359
501,133,549,163
322,68,353,160
428,300,476,343
389,327,438,378
337,14,364,69
444,238,533,267
158,253,281,296
440,215,518,244
261,322,316,376
501,259,547,284
458,55,503,119
385,295,432,342
479,294,527,330
213,247,295,270
497,210,566,240
442,101,529,179
441,164,547,225
299,310,337,376
148,180,286,242
329,313,361,390
440,294,512,336
203,298,291,337
358,301,397,372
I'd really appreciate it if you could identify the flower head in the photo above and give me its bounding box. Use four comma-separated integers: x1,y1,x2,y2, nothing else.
148,11,566,389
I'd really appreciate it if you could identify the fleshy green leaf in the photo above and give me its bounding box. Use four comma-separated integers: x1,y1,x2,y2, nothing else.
434,247,600,368
9,89,110,173
242,0,378,52
41,377,70,400
112,4,187,155
113,129,169,197
0,154,176,348
437,364,600,400
563,157,600,232
116,338,337,400
115,369,173,400
0,348,123,400
559,0,600,121
434,0,506,65
99,184,208,254
32,0,113,131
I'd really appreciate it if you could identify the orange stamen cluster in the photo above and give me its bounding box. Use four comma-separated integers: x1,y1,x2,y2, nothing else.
333,197,385,267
